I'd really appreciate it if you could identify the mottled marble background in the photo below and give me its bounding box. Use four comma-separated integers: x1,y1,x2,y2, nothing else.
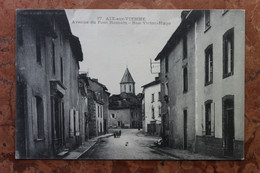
0,0,259,172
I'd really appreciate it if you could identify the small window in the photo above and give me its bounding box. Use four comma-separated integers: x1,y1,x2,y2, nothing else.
223,28,234,78
158,106,161,116
183,36,187,59
151,93,154,103
111,114,115,118
205,10,211,31
205,44,213,85
124,85,126,92
183,66,188,93
158,92,161,101
129,85,131,92
36,30,41,64
36,96,44,139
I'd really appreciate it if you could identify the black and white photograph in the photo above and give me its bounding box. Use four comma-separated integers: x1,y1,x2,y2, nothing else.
15,9,245,160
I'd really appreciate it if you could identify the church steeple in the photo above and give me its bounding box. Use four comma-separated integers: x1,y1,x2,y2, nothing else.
120,68,135,94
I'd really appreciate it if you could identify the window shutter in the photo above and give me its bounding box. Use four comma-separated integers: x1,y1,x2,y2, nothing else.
211,102,215,136
210,54,213,82
70,109,74,137
231,31,234,74
75,111,80,136
32,96,38,139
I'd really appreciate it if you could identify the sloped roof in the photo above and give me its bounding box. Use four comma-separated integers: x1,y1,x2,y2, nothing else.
155,10,202,61
120,68,135,84
142,79,160,89
109,92,141,109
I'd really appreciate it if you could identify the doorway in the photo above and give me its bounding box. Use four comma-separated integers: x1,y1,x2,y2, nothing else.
222,95,234,156
52,95,65,154
183,110,188,150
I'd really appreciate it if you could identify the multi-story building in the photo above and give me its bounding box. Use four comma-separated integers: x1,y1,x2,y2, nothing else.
108,68,142,129
78,73,90,143
155,10,244,158
142,77,161,136
87,77,110,138
16,10,84,158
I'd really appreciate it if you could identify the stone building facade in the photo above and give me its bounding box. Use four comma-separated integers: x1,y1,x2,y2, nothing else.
109,93,141,128
155,10,244,158
108,68,142,129
142,77,161,136
194,10,244,158
78,74,90,143
87,77,110,138
16,10,84,158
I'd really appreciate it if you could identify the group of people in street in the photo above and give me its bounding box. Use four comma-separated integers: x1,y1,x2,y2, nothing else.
114,130,121,138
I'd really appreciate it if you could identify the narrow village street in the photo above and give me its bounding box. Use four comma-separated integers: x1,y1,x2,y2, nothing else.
80,129,176,160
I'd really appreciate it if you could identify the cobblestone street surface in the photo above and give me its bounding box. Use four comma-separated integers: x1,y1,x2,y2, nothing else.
80,129,177,160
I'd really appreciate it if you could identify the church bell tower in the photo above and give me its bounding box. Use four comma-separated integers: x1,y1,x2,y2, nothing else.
120,68,135,94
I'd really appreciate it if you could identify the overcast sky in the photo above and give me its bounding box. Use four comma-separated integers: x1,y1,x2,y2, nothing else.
65,10,182,95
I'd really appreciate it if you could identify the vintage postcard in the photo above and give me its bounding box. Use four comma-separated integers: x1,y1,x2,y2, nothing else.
15,9,244,160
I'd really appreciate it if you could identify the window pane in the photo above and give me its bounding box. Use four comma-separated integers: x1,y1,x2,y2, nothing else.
223,28,234,77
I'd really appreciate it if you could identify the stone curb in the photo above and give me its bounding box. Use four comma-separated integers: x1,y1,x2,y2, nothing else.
150,146,182,159
76,134,113,159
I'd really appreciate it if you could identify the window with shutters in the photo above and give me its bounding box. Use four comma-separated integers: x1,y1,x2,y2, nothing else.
223,28,234,78
205,44,213,85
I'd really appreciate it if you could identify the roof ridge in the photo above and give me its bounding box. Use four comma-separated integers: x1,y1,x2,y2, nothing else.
120,68,135,84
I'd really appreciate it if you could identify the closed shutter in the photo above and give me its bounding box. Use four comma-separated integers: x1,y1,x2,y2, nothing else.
32,96,37,139
75,111,80,136
211,102,215,136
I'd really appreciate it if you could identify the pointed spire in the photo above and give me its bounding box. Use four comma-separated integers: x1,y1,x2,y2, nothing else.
120,68,135,84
